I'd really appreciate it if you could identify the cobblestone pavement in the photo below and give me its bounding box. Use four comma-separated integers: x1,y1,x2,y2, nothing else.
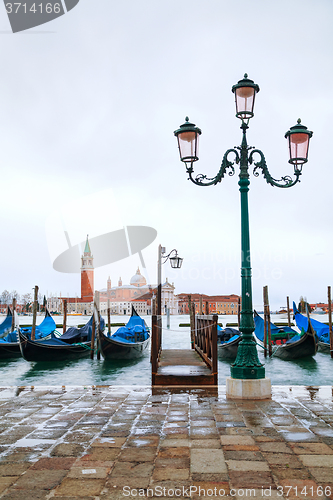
0,386,332,499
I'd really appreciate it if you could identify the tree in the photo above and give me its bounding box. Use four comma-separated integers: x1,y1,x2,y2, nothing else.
21,293,32,313
10,290,20,303
0,290,10,306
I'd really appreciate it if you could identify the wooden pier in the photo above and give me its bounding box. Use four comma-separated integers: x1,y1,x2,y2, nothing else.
151,314,218,386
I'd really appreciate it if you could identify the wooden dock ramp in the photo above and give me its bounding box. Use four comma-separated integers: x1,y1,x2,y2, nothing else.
151,315,218,386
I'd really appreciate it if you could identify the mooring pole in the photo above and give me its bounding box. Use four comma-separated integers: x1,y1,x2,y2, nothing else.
31,285,39,341
11,298,16,332
287,296,291,327
263,286,272,357
199,295,203,315
107,299,111,335
95,292,101,360
63,299,67,334
328,286,333,359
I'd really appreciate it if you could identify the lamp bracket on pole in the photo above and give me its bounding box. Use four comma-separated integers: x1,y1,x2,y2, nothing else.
185,148,238,187
161,248,178,265
249,149,302,188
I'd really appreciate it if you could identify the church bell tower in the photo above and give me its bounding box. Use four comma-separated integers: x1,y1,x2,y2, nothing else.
81,235,94,302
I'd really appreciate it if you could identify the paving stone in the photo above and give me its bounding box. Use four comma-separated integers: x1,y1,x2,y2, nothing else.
124,435,160,447
270,466,312,480
152,467,190,480
155,457,190,469
298,455,333,467
51,443,85,457
12,469,67,490
160,438,190,448
308,467,333,482
191,473,229,482
105,476,151,489
81,447,121,462
90,437,127,448
259,442,293,453
0,463,31,475
118,447,158,462
224,446,261,455
262,453,303,468
191,449,227,474
1,489,49,499
291,442,333,455
228,471,274,488
220,436,256,446
48,497,94,500
67,466,110,478
110,461,154,477
158,447,190,458
224,450,264,461
53,478,105,497
190,439,221,449
0,477,19,494
226,460,270,472
30,457,76,470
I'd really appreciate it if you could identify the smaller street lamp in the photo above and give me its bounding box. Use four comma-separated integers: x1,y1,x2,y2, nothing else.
157,245,183,316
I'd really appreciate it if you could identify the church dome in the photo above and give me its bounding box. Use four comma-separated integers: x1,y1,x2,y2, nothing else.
130,268,147,287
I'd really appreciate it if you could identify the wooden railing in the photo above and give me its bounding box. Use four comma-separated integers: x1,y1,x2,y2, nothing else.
151,315,162,385
193,314,218,384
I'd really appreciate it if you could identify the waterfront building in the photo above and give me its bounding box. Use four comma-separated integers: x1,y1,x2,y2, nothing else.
176,293,241,315
131,278,178,315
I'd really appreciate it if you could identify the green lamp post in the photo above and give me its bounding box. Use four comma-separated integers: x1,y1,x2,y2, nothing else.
174,74,312,382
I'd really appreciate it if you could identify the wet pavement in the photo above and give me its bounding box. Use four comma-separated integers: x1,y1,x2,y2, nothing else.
0,385,332,499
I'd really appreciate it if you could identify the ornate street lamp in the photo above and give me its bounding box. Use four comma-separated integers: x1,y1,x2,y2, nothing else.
174,74,312,393
157,245,183,316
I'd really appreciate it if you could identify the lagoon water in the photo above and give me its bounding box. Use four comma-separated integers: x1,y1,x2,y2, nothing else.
0,313,332,386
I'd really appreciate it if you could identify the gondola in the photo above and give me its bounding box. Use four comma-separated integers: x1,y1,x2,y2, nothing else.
293,302,331,354
0,308,14,338
18,332,92,362
18,313,104,362
218,327,241,360
254,309,318,360
98,307,150,360
0,309,56,359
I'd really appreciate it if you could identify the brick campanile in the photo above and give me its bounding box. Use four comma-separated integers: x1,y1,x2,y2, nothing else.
81,235,94,302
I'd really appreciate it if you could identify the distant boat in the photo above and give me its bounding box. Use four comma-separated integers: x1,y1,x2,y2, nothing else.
0,309,56,359
18,313,103,362
254,309,318,360
98,307,150,360
218,327,241,360
311,306,326,315
293,302,331,354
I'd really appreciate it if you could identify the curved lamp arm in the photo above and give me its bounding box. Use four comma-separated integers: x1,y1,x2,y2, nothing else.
249,149,302,188
161,248,177,264
186,149,239,186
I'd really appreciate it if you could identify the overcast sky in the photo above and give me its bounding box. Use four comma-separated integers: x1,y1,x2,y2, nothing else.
0,0,332,310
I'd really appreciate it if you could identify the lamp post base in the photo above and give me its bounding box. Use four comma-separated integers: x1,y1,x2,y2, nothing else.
226,377,271,400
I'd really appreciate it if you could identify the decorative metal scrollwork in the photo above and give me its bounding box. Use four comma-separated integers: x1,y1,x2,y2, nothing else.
249,149,301,188
186,149,239,186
